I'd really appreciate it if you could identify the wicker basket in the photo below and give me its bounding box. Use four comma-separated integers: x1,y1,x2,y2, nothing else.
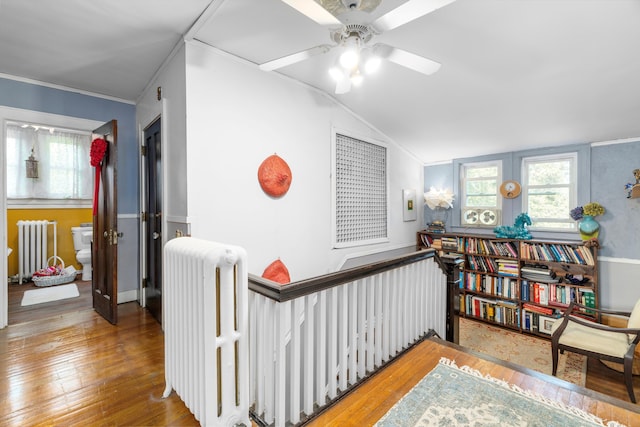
32,256,77,287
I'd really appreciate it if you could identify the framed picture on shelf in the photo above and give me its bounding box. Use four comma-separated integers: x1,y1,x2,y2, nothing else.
539,315,556,335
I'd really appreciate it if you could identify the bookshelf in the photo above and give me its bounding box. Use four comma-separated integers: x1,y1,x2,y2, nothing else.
417,231,599,338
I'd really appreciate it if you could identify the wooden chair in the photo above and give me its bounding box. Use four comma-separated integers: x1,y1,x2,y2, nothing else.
551,300,640,403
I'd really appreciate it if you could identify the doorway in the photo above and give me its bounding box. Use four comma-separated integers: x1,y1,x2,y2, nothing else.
2,109,104,327
142,117,162,324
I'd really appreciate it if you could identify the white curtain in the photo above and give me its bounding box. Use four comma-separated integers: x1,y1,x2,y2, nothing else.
6,121,92,200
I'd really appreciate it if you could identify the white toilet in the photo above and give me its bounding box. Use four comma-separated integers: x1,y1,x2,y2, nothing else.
71,225,93,281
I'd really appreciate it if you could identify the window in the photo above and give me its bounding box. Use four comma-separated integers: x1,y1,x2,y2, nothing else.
332,132,388,248
461,161,502,208
6,121,92,204
522,153,577,231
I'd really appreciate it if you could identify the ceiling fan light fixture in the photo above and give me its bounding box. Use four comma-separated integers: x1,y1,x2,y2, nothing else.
361,50,381,74
350,69,364,86
339,35,360,69
328,66,345,81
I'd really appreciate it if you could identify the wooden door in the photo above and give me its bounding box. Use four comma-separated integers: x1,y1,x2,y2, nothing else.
92,120,118,324
143,118,162,324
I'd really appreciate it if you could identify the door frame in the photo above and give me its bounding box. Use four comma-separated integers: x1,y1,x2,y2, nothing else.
139,115,164,312
0,106,103,328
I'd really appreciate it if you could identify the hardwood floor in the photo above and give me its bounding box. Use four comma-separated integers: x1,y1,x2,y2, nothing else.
8,279,92,325
308,338,640,427
0,302,199,426
1,302,639,426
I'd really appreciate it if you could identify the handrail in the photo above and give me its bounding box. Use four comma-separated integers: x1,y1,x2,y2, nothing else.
248,249,437,302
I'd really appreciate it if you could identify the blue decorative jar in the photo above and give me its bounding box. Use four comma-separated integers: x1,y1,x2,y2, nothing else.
578,215,600,240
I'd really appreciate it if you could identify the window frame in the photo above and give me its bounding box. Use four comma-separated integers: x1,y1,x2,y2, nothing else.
459,159,504,214
521,152,578,232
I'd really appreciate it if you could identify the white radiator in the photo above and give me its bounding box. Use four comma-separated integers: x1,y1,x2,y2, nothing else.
163,237,250,427
16,220,57,284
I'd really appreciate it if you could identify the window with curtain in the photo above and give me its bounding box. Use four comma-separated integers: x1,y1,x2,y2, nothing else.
6,121,92,204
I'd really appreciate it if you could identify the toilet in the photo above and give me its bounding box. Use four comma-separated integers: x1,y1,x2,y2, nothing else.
71,224,93,281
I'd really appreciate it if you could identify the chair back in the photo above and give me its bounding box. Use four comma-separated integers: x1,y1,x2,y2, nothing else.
627,299,640,328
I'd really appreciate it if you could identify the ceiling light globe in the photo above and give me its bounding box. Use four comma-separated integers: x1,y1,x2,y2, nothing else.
328,66,345,81
339,50,359,69
364,56,381,74
350,70,363,86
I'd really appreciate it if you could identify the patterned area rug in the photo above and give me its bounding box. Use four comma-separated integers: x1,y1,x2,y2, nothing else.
459,317,587,387
375,358,625,427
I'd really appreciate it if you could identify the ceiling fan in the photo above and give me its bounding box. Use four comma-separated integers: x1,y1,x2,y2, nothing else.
259,0,456,94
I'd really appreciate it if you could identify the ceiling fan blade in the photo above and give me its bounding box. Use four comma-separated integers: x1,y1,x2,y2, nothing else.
259,45,332,71
373,44,441,75
335,76,352,94
372,0,456,32
280,0,342,26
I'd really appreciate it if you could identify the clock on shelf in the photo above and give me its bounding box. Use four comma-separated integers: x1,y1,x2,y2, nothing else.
500,180,521,199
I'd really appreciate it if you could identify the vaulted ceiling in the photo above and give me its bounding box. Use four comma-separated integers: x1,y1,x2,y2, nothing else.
1,0,639,163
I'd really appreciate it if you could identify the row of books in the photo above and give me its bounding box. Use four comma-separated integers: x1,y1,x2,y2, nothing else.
520,280,596,311
520,242,595,266
419,234,464,251
441,236,462,250
460,272,518,299
462,295,520,327
465,238,518,258
521,264,559,283
465,256,520,276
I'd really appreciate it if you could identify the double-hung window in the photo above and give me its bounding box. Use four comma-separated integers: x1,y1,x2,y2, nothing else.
460,161,502,226
522,153,577,231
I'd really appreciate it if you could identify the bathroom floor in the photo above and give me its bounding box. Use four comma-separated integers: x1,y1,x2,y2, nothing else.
7,278,92,325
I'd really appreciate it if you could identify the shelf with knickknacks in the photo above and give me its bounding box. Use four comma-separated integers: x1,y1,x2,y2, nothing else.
625,169,640,199
424,187,454,233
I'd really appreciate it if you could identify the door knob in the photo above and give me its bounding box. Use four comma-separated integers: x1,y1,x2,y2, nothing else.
153,232,160,240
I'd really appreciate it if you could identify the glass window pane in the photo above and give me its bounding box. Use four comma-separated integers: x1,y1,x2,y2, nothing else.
467,166,497,179
528,160,571,185
523,153,576,231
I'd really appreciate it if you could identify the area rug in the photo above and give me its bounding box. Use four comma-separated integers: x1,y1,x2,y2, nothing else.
459,317,587,387
21,283,80,306
375,358,625,427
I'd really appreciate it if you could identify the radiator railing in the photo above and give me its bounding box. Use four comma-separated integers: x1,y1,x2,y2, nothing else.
16,220,57,284
248,249,445,427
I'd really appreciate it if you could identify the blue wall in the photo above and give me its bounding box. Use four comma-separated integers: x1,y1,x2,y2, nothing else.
0,77,138,213
424,140,640,259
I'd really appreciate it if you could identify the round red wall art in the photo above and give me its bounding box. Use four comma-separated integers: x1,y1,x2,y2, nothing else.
258,154,292,198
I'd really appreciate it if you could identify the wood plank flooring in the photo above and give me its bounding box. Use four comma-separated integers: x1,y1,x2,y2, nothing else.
308,338,640,427
0,302,199,426
1,302,639,426
8,279,92,325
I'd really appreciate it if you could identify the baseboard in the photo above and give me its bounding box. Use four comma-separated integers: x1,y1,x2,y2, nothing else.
118,289,138,304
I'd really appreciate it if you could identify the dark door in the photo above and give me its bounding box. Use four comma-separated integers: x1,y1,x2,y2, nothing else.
92,120,118,324
143,118,162,323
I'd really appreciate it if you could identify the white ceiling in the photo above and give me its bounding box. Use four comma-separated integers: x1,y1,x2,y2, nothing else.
1,0,639,163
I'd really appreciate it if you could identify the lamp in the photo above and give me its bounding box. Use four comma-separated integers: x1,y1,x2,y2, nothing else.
25,148,38,179
424,187,454,232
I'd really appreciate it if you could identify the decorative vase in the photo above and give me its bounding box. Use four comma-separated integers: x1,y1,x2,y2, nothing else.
578,215,600,240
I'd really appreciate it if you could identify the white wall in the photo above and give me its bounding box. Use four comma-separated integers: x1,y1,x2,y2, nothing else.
182,41,424,280
137,44,188,224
